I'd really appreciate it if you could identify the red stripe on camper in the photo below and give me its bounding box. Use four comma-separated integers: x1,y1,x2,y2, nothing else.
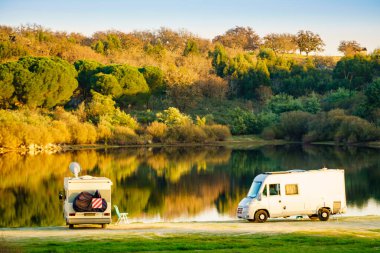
92,198,102,208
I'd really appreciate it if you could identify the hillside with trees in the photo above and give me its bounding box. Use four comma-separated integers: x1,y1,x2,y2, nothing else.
0,24,380,149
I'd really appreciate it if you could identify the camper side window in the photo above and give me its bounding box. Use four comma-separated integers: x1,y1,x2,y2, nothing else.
262,185,267,197
269,184,281,196
285,184,299,195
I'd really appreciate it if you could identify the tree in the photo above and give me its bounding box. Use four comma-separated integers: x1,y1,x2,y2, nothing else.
183,39,200,56
101,64,150,95
211,43,230,77
301,93,321,114
155,27,190,52
93,40,105,54
74,60,103,98
365,79,380,108
338,40,364,56
212,26,260,51
295,30,324,55
333,55,373,90
138,66,165,94
256,59,270,85
0,63,15,107
0,57,78,108
91,73,122,97
91,31,122,55
263,33,297,54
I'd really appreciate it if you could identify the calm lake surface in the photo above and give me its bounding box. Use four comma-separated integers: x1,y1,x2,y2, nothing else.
1,144,379,227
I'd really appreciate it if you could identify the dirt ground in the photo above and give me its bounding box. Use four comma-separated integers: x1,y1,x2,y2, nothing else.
2,216,380,241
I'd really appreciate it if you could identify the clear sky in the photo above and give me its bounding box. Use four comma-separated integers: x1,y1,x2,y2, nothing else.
0,0,379,55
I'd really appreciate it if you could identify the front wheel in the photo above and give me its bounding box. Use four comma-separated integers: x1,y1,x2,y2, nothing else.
69,224,74,229
254,210,268,223
318,208,330,221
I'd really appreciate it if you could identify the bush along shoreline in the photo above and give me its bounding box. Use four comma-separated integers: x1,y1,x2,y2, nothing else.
0,106,231,153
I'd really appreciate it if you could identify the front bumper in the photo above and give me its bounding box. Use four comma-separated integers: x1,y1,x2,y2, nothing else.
236,206,250,219
66,217,111,224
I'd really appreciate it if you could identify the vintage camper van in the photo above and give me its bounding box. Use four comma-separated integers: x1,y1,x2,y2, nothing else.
237,168,346,222
60,163,113,228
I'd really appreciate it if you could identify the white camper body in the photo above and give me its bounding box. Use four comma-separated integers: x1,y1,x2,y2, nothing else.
63,176,113,228
237,169,346,222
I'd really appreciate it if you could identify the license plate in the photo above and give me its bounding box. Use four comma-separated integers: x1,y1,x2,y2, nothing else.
84,213,96,216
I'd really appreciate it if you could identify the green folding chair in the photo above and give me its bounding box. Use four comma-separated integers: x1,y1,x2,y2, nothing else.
114,205,129,225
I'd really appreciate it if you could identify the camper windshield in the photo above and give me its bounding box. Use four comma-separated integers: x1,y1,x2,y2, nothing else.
247,181,262,198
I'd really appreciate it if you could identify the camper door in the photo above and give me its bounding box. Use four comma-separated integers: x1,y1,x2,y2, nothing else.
267,183,283,216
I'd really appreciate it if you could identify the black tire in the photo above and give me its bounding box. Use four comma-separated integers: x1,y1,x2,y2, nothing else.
318,208,330,221
308,214,319,221
254,210,268,223
69,224,74,229
102,224,107,229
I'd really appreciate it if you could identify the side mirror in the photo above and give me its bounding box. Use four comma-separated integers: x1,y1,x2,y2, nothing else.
257,193,262,201
59,191,65,200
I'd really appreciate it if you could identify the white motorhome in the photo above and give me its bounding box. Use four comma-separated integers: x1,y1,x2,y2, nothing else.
237,168,346,222
60,163,113,228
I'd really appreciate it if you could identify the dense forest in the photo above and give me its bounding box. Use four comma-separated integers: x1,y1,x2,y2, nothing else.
0,24,380,149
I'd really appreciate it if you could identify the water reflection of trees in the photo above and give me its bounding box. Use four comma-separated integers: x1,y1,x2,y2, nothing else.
0,145,379,227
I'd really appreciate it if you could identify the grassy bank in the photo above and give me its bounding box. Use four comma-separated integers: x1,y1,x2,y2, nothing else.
2,233,379,253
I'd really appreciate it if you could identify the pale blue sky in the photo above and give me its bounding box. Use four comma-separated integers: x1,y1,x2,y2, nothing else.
0,0,379,55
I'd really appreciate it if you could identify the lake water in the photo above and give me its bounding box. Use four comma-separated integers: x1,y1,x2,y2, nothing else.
0,144,379,227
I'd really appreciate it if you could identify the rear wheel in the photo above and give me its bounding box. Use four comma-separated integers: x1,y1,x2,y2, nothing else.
318,208,330,221
102,224,107,229
69,224,74,229
254,210,268,223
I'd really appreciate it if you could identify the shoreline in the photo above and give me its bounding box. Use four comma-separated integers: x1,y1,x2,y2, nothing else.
1,137,379,154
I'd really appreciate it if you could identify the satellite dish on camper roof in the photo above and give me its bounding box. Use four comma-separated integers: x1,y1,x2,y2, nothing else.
69,162,81,178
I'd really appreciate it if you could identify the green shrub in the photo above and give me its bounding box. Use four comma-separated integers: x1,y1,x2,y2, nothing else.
156,107,192,126
322,88,363,112
334,115,379,143
267,94,303,114
226,107,248,135
86,91,116,122
306,109,380,143
301,92,321,114
111,109,139,129
276,111,313,141
225,108,277,135
130,110,157,124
